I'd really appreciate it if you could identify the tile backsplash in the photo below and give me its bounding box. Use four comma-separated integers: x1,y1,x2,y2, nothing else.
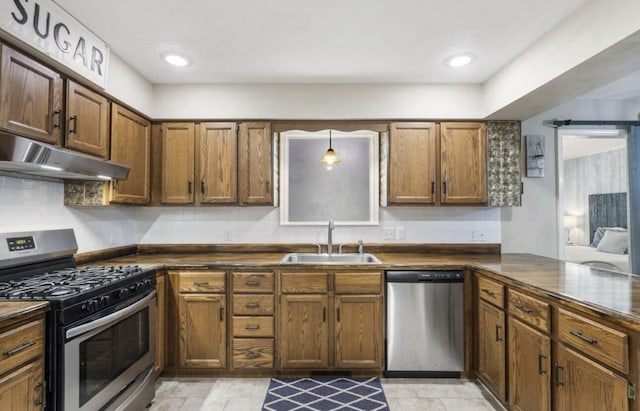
1,175,501,252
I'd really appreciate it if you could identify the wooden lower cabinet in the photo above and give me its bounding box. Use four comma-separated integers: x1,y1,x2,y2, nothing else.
508,317,551,411
279,294,329,369
477,300,506,401
334,295,382,369
555,345,629,411
178,294,226,368
0,359,44,411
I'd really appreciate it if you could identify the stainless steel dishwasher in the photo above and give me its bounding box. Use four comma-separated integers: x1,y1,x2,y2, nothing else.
385,270,464,377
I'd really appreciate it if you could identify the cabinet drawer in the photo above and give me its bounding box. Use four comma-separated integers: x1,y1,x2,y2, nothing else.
558,308,628,374
477,276,504,308
335,272,382,294
507,289,550,333
233,317,274,337
281,272,328,293
0,318,44,376
233,295,274,315
232,338,274,369
232,272,274,293
178,271,225,293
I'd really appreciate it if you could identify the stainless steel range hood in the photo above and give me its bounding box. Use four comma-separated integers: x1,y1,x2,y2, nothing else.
0,133,129,180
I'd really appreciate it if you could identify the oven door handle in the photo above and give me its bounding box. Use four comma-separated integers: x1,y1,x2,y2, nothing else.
66,290,156,340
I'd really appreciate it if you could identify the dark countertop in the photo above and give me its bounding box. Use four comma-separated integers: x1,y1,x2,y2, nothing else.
0,301,49,324
82,249,640,329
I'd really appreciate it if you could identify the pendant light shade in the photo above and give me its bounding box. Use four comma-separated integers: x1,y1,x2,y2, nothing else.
321,130,341,170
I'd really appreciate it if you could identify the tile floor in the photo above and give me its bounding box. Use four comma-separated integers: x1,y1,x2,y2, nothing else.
149,377,502,411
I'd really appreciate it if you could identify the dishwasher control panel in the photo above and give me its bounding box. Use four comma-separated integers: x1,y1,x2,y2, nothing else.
385,270,463,282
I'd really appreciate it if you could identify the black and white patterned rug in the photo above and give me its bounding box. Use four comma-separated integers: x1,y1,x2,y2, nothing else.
261,377,390,411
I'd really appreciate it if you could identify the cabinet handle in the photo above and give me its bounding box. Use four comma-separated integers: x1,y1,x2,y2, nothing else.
245,302,260,308
188,181,193,194
570,330,598,345
265,180,270,194
193,281,209,286
443,181,447,194
538,354,547,375
113,180,119,191
495,325,502,342
219,307,224,321
431,181,435,194
554,363,564,386
201,181,205,195
68,115,77,134
245,324,260,330
336,308,341,322
514,303,533,314
3,340,36,357
481,288,495,297
245,280,260,286
53,110,62,129
244,351,260,359
323,307,326,322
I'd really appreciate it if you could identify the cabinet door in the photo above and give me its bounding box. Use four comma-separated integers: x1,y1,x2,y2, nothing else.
198,122,238,203
440,122,486,204
161,122,195,204
109,103,150,204
477,300,506,401
388,122,437,204
279,294,328,368
508,317,551,411
238,122,272,205
0,359,44,411
66,80,110,157
178,294,226,368
555,345,629,411
154,273,166,375
335,295,382,369
0,44,62,145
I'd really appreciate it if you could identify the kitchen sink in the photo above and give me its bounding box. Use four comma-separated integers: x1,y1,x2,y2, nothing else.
280,253,382,264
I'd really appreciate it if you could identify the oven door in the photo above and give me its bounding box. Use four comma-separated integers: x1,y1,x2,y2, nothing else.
64,291,156,411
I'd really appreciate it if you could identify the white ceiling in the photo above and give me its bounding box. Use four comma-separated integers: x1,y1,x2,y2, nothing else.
562,135,627,160
54,0,588,85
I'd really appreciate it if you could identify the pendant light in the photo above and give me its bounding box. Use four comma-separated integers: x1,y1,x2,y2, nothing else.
320,130,340,170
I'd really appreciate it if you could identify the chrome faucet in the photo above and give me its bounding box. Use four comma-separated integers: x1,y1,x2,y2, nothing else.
327,219,335,256
358,239,364,255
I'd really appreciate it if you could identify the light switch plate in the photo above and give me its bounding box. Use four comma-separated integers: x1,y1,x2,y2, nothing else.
383,227,395,240
396,227,406,240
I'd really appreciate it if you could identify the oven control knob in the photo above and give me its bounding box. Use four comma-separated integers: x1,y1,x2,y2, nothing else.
99,296,109,307
82,299,98,313
118,288,128,299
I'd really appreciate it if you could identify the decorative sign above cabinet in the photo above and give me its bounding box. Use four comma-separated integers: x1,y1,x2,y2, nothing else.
0,0,109,88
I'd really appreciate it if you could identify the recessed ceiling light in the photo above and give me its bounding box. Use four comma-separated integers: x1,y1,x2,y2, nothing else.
163,53,191,67
447,54,472,68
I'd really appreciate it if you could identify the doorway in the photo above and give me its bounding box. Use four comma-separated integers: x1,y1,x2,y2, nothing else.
557,127,631,273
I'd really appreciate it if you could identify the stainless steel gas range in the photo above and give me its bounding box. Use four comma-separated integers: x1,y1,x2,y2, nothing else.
0,229,156,411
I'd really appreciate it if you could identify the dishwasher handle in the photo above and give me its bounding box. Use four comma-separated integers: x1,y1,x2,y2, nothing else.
386,270,464,283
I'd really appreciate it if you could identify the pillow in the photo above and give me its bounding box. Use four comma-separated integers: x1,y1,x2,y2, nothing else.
590,227,627,248
596,230,628,254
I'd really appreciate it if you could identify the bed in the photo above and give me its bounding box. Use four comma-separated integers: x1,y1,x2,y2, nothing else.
563,192,630,273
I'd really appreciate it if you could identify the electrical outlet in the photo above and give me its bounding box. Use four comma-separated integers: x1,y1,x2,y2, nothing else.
396,227,406,240
383,227,395,240
224,230,232,241
109,231,117,245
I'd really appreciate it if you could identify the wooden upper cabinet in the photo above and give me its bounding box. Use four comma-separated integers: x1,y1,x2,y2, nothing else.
388,122,437,204
239,122,272,205
161,122,195,204
65,80,110,158
440,122,487,204
198,122,238,204
0,44,62,145
109,103,151,204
